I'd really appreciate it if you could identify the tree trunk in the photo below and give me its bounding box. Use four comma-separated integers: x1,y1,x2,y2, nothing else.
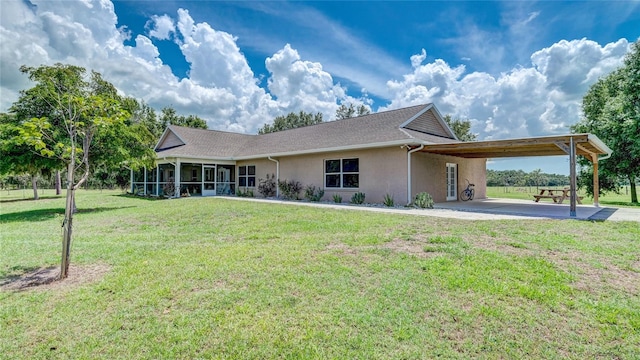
630,175,638,203
60,163,75,280
31,174,39,200
55,170,61,195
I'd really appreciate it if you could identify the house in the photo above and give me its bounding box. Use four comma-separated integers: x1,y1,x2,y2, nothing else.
132,103,612,209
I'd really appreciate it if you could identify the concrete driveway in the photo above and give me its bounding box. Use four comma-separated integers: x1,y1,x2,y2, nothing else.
435,198,640,221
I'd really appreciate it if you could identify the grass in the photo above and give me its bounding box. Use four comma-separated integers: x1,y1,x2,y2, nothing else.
487,186,639,207
1,190,639,359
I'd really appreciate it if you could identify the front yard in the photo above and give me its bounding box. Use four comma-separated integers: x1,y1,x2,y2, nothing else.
1,190,639,358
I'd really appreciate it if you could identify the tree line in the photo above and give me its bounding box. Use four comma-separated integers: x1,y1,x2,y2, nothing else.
487,169,570,188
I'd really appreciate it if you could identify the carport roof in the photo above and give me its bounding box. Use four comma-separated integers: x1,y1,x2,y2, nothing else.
419,133,611,160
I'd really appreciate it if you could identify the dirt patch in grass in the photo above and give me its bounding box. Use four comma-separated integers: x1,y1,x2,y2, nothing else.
469,235,640,295
0,263,111,292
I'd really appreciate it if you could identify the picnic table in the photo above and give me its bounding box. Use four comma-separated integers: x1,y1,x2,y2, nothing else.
533,187,583,204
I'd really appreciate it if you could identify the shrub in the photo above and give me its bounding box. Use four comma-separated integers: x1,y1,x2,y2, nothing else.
258,174,276,197
383,193,394,207
351,192,365,204
304,185,325,202
278,179,303,200
333,194,342,203
414,192,434,209
236,189,254,198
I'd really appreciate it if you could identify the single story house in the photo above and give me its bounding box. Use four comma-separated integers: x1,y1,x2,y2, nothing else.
132,103,612,209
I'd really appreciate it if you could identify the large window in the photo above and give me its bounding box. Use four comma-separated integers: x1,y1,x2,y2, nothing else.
325,158,359,188
238,165,256,187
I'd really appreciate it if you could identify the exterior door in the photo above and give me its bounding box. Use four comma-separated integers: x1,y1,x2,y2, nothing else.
203,166,216,196
446,163,457,201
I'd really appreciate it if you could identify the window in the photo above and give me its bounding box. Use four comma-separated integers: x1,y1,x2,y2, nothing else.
325,158,359,188
238,165,256,187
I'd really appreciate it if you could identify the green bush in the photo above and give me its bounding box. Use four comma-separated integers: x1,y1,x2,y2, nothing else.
304,185,325,202
351,192,365,205
413,192,434,209
257,174,277,198
236,189,254,198
383,193,394,207
333,194,342,203
278,179,303,200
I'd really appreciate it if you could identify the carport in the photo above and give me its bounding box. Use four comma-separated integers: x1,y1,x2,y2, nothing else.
419,133,613,217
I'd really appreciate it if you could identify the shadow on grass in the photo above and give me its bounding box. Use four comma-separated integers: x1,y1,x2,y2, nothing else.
0,195,64,204
600,201,640,207
0,265,57,290
115,193,167,201
0,206,135,223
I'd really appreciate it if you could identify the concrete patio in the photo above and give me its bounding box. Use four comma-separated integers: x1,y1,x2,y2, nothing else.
435,198,639,221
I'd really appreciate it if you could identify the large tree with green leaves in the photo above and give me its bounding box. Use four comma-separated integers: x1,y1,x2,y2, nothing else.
571,40,640,203
258,111,324,134
160,107,208,131
11,64,146,279
443,114,477,142
0,113,59,199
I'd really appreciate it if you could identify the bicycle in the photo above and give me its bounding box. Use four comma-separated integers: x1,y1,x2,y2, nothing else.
460,180,475,201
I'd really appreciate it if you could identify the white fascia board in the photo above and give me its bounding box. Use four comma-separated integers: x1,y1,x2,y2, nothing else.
155,156,235,166
587,133,613,155
233,139,426,160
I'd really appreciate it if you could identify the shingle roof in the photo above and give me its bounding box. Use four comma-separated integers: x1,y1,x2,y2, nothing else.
155,103,458,160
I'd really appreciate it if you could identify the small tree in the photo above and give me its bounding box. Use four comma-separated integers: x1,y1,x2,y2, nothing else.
258,111,323,134
443,114,477,142
335,103,370,120
14,64,131,279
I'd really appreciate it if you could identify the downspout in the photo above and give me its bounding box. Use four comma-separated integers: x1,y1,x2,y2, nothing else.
407,144,425,205
268,156,280,198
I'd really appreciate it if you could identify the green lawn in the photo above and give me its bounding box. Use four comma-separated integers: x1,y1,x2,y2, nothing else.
487,186,639,207
1,190,639,359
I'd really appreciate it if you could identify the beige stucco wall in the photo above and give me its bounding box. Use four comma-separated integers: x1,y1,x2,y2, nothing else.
238,147,408,203
239,149,486,204
411,152,486,203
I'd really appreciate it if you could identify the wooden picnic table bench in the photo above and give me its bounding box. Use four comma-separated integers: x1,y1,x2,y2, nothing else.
533,188,583,204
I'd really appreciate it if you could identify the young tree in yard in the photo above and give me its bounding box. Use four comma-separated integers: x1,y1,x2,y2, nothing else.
14,64,132,279
443,115,477,141
571,40,640,203
258,111,323,134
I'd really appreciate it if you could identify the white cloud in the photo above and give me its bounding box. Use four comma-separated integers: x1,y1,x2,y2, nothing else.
381,38,630,140
147,14,175,40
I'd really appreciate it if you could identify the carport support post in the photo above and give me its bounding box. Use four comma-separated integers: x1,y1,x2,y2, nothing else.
592,154,600,207
569,137,577,217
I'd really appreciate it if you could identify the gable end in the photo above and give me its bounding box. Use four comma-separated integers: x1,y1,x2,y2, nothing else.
402,108,453,139
156,128,185,150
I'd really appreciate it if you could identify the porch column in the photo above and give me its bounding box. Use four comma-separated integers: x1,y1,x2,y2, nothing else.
143,166,147,195
592,154,599,207
175,160,181,198
130,168,134,193
569,137,577,217
156,166,160,196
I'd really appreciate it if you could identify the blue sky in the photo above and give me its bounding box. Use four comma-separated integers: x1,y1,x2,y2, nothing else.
1,1,639,174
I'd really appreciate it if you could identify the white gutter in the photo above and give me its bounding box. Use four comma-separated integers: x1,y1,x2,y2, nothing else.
587,134,613,161
407,144,425,205
268,156,280,198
